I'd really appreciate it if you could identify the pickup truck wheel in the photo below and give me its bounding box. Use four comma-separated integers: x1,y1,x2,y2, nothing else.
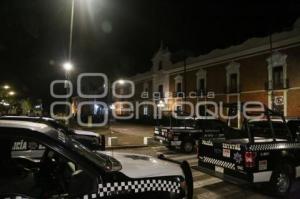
181,140,194,153
271,164,293,196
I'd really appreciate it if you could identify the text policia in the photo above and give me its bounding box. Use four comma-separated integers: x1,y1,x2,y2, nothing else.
50,73,266,127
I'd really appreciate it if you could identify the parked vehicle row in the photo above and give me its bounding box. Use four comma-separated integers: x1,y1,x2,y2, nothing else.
154,105,300,196
154,117,232,153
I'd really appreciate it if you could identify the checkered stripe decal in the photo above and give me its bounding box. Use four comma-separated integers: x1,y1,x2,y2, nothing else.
200,156,235,170
83,179,181,198
249,143,300,151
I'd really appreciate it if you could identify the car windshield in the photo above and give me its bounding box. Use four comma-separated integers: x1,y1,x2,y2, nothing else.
248,120,290,139
47,120,74,135
58,132,115,171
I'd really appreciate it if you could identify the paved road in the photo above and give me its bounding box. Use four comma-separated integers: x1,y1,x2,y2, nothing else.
114,146,274,199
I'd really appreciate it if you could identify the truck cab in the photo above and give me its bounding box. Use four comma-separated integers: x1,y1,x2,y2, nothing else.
197,106,300,196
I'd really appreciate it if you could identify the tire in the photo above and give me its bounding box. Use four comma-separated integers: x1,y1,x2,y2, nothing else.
181,139,194,153
180,161,193,199
270,164,294,196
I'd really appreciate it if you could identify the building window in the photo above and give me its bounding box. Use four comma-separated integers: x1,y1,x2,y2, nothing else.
198,78,205,91
176,82,182,93
229,73,238,93
158,84,164,98
266,52,288,91
143,106,148,115
266,52,288,116
158,61,162,70
196,69,207,96
273,66,283,89
226,62,240,93
174,75,183,97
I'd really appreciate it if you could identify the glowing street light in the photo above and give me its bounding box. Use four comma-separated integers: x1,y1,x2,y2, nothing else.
157,100,165,108
3,85,10,90
8,91,15,96
118,79,125,85
63,62,73,71
110,104,116,110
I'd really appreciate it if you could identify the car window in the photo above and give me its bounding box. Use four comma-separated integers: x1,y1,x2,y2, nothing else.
11,139,46,159
0,136,79,198
248,121,289,139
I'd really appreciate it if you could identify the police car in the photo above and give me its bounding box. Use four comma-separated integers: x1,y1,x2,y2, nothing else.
154,117,229,153
0,116,103,150
0,120,192,199
197,107,300,196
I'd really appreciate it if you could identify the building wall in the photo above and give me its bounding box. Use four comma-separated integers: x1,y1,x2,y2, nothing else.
239,53,269,91
127,36,300,122
284,47,300,88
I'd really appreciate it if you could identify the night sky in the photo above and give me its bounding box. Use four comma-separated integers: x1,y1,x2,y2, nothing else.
0,0,300,104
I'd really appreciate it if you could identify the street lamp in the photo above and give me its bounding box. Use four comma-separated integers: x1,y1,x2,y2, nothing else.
3,85,10,90
62,62,73,124
8,91,15,96
118,79,125,85
156,100,165,126
63,62,73,72
157,100,165,108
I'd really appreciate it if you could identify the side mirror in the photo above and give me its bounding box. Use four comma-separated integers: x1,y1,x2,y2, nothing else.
68,170,96,197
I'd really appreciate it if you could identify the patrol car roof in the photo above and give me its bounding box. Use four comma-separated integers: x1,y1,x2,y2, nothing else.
0,120,54,133
1,116,54,121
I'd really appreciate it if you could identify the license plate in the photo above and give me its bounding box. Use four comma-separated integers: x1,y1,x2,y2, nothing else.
223,149,230,158
215,166,224,174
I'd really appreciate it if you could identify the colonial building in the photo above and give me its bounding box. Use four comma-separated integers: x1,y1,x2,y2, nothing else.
116,19,300,127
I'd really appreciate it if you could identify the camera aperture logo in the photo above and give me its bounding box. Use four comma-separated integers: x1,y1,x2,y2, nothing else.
50,73,265,127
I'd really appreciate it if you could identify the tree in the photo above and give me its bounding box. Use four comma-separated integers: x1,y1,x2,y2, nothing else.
21,98,32,115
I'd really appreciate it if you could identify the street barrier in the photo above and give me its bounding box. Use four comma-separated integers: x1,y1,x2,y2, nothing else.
143,137,154,145
108,137,118,146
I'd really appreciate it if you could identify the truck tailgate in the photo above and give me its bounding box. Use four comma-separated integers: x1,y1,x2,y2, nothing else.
198,139,252,184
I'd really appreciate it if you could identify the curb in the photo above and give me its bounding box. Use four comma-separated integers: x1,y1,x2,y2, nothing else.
105,144,152,150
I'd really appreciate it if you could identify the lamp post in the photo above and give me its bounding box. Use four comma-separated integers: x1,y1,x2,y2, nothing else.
156,100,165,125
62,62,73,124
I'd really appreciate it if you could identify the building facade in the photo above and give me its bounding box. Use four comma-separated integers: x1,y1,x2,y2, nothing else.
116,19,300,127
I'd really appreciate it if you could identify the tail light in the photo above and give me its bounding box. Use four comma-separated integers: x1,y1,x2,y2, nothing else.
244,151,256,168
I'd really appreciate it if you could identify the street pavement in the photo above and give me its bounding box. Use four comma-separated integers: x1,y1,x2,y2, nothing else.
106,122,300,198
113,146,274,199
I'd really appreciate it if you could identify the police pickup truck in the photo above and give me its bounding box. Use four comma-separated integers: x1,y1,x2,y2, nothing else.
0,116,104,150
197,107,300,196
0,120,193,199
154,118,230,153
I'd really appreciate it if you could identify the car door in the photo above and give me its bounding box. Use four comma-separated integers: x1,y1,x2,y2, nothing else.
0,127,99,198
